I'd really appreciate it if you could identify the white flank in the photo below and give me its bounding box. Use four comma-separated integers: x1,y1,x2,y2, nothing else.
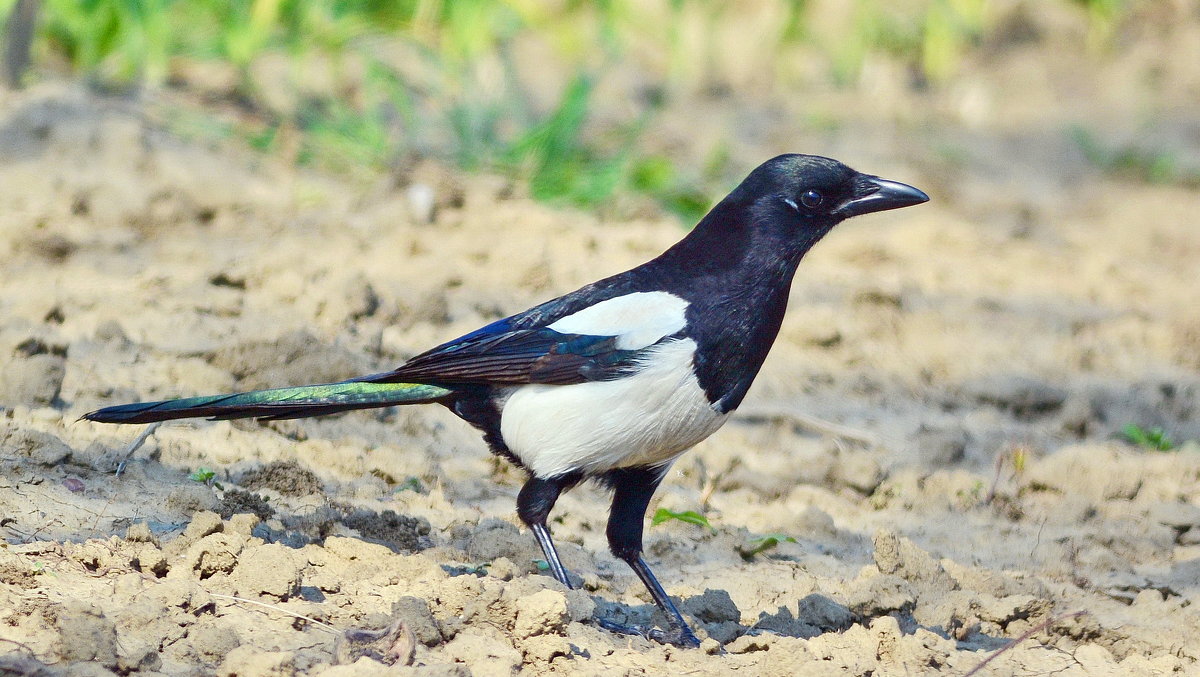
548,291,688,350
499,338,729,478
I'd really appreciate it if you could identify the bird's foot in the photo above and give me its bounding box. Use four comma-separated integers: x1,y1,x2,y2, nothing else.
594,617,701,648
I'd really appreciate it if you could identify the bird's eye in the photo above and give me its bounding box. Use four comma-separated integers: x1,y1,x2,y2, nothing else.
800,190,823,209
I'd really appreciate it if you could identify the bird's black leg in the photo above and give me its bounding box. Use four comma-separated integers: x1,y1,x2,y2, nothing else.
599,465,701,648
516,473,580,589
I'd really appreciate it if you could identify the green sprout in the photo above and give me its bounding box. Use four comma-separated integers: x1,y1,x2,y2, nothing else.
651,508,715,533
1123,424,1174,452
738,533,798,560
188,467,224,490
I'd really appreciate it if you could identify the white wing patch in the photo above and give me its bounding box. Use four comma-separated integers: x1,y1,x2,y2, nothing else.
548,291,688,350
499,338,729,478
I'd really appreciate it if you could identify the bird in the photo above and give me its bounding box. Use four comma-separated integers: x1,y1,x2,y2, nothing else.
85,154,928,647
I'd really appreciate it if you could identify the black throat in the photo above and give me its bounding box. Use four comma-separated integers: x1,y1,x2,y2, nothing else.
635,194,834,412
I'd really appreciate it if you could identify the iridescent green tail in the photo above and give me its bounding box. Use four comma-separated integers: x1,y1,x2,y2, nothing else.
83,381,454,424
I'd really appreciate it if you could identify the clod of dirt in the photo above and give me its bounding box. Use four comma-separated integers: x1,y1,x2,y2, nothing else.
226,512,261,536
911,424,969,466
441,630,523,675
754,605,821,639
847,575,918,618
169,533,245,580
960,375,1068,418
829,451,884,494
240,459,324,496
180,510,224,544
339,508,430,552
125,521,157,544
164,483,221,514
513,589,570,639
392,596,444,647
1023,446,1143,501
188,623,242,665
3,428,72,465
1147,501,1200,532
54,601,118,668
217,488,275,519
130,542,169,577
228,543,303,599
1,353,65,405
0,549,40,589
798,594,854,632
681,588,741,624
465,518,541,566
873,530,959,593
218,647,296,677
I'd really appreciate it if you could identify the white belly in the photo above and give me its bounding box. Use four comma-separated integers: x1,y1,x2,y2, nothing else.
499,339,730,478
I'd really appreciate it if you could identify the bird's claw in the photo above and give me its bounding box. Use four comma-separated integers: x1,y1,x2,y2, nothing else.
594,617,700,648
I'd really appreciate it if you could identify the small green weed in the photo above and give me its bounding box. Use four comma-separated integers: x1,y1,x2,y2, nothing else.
188,467,224,489
738,533,798,560
651,508,715,532
1123,424,1174,452
1070,126,1200,188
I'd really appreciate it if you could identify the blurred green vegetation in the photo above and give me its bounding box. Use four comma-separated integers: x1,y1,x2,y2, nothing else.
2,0,1134,220
1070,125,1200,189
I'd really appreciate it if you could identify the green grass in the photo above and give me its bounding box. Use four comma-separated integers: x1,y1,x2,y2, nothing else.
651,508,716,532
188,466,224,489
1070,125,1200,188
1123,424,1175,452
6,1,1139,215
738,533,798,560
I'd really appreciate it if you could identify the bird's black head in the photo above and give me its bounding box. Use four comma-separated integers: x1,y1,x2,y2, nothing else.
654,153,927,281
733,154,929,233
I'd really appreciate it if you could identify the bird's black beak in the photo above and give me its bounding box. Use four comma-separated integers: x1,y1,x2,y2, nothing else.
833,176,929,218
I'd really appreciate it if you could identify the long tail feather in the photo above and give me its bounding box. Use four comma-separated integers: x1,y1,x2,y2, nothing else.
83,381,453,425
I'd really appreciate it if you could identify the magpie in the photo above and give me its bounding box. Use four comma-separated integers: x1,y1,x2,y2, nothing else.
85,154,928,647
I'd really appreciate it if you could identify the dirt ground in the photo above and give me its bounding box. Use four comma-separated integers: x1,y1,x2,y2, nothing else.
3,8,1200,675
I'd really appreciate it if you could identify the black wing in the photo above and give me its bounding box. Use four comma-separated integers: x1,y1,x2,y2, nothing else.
368,325,642,386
